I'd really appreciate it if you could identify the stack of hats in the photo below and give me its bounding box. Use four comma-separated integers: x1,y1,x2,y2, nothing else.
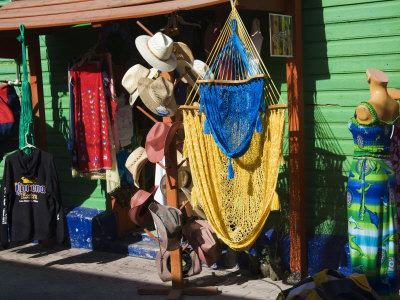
121,28,222,283
121,31,210,118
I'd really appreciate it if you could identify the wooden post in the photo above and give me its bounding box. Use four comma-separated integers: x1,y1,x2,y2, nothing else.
27,32,47,151
162,70,184,292
286,0,307,278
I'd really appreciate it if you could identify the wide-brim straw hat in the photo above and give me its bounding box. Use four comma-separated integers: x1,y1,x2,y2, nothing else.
149,201,183,251
182,219,222,267
121,64,158,106
135,32,177,72
174,42,194,63
145,121,182,163
176,59,211,86
125,146,148,188
138,76,177,117
128,186,158,227
156,248,201,282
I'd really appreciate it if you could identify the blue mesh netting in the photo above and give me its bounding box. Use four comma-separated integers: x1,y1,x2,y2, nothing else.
199,19,265,179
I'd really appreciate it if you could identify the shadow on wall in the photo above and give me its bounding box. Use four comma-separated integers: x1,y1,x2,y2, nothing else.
44,26,104,210
303,0,349,273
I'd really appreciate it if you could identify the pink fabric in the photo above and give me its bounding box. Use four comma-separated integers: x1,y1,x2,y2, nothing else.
71,62,112,172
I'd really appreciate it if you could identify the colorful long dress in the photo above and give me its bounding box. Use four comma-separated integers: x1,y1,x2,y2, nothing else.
347,101,399,299
70,62,112,172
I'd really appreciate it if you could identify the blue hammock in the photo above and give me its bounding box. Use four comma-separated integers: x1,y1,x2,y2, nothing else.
199,20,265,179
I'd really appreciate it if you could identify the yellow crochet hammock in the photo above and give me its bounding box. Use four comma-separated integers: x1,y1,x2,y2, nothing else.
182,3,287,251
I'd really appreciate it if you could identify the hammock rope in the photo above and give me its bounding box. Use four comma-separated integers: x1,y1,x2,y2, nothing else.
183,109,285,251
181,5,287,251
17,24,35,154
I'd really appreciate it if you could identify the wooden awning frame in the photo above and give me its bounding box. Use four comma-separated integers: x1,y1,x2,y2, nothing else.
0,0,229,31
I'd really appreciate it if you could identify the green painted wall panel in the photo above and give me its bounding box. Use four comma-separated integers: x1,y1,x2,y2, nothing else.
304,72,400,91
303,0,400,236
304,19,400,42
304,1,400,25
304,36,400,59
303,0,387,9
304,56,400,76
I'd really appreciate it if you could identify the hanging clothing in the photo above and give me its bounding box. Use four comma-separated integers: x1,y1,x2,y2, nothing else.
0,84,20,159
69,62,112,173
347,101,399,299
0,148,65,248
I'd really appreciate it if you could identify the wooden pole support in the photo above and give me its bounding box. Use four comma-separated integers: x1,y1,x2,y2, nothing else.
286,0,307,279
27,32,47,151
136,20,154,36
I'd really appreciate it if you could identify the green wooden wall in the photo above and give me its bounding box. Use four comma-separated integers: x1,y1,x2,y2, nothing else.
302,0,400,236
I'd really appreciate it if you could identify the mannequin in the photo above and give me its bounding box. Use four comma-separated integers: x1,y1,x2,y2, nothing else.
347,69,399,299
388,87,400,101
356,69,399,124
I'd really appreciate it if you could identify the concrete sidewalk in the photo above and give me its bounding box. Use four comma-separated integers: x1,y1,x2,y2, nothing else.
0,242,291,300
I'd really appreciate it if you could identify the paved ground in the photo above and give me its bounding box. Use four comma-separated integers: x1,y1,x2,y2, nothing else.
0,242,291,300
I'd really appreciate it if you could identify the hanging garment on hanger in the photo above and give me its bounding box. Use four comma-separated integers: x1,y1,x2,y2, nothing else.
70,61,112,172
0,148,65,248
0,84,20,158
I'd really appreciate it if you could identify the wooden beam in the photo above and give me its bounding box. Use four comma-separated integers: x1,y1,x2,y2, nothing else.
237,0,288,13
285,0,307,277
27,33,47,151
0,0,229,31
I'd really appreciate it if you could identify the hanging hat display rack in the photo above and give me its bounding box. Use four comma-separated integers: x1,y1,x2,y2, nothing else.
134,20,219,300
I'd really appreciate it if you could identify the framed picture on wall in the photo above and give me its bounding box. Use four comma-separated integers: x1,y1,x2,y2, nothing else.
269,13,293,57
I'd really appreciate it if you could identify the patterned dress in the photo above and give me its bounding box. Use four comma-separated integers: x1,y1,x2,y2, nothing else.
70,62,112,172
347,101,399,299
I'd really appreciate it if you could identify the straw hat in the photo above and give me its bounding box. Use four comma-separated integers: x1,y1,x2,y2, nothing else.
148,201,183,251
121,64,158,106
160,166,192,202
174,42,194,63
145,122,182,163
135,32,177,72
125,146,148,188
128,186,158,227
138,76,177,117
176,59,211,86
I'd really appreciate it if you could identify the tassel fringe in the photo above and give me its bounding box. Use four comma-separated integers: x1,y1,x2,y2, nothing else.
227,157,234,179
256,113,262,133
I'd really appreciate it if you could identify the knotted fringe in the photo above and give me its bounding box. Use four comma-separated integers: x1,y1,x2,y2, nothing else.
227,157,234,179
